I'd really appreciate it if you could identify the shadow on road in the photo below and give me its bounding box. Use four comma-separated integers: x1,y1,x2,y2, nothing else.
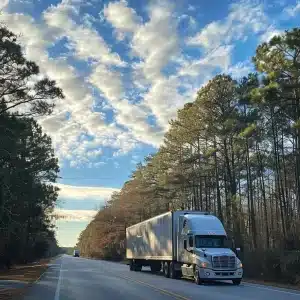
139,269,235,287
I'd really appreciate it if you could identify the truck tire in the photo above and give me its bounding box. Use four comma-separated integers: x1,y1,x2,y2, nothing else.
163,262,170,278
129,260,134,271
150,262,161,273
194,268,203,285
169,262,177,279
232,279,242,285
134,264,142,272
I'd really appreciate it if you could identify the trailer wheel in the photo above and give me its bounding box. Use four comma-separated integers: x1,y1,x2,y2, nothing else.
169,262,177,279
163,262,170,278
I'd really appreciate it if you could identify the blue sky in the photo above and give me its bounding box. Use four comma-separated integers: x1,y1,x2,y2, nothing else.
2,0,300,246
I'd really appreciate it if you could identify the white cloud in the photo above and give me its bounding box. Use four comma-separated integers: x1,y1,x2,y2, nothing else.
283,1,300,17
114,0,185,132
0,4,144,166
54,208,97,222
0,0,9,10
103,0,141,34
179,45,234,78
226,61,253,79
1,0,285,170
43,2,124,66
89,65,124,101
187,4,196,11
43,0,164,149
143,76,187,130
259,26,282,42
89,64,163,146
131,0,178,81
187,0,268,50
55,183,120,200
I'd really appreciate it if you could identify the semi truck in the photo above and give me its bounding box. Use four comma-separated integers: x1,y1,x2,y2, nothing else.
126,210,243,285
73,249,80,257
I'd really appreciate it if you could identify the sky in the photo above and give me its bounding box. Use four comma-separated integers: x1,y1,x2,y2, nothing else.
1,0,300,247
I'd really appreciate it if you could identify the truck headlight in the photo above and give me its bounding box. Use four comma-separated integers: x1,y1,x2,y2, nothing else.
238,262,243,268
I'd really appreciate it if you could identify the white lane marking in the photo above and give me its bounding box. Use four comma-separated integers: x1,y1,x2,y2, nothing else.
54,261,63,300
244,283,300,296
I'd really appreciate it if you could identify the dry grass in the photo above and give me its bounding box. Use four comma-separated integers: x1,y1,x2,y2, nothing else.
0,259,51,300
244,278,300,291
0,288,29,300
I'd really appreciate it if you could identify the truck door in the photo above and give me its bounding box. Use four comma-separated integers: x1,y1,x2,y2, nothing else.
177,216,192,263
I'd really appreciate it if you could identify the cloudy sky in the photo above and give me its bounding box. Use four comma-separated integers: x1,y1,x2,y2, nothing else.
1,0,299,246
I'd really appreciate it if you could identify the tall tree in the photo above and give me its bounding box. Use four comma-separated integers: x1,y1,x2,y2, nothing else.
0,26,64,116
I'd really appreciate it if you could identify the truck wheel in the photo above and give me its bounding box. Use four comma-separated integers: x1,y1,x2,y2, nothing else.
169,262,177,279
129,261,134,271
150,263,161,273
194,269,203,285
232,279,241,285
134,264,142,272
163,262,170,278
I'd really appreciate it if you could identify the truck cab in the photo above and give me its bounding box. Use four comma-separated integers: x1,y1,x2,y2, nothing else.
179,214,243,285
73,249,80,257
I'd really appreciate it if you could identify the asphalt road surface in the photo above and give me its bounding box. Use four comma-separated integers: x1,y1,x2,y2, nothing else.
24,255,300,300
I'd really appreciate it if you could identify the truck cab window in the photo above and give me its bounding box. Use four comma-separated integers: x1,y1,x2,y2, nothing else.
195,235,226,248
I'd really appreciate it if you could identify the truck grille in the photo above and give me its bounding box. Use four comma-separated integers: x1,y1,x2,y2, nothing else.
212,255,236,269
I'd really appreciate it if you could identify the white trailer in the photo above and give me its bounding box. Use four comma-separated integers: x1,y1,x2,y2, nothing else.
126,210,243,285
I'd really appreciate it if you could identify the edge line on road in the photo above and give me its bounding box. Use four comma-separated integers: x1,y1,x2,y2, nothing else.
34,256,62,284
244,283,300,296
54,260,63,300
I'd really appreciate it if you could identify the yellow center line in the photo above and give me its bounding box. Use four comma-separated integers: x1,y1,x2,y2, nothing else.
113,273,191,300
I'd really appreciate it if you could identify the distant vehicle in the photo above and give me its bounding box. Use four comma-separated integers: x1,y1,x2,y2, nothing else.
73,249,80,257
126,210,243,285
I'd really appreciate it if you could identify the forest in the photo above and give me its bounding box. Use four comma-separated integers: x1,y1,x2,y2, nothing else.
77,28,300,284
0,26,63,268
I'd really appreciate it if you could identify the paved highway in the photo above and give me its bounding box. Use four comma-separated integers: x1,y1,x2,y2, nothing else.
24,255,300,300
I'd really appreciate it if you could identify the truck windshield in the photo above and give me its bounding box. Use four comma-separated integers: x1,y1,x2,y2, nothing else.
195,235,226,248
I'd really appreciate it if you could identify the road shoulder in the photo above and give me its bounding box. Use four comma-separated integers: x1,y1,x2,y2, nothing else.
0,256,60,300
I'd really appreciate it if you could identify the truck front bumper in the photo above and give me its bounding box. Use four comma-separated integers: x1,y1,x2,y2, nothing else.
199,268,243,280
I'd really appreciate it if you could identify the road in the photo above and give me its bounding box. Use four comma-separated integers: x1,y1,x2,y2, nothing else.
24,255,300,300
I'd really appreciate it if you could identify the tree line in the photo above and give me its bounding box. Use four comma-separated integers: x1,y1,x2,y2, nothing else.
0,25,63,268
78,28,300,284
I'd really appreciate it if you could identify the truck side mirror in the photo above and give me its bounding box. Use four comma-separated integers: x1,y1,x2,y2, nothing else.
184,240,187,250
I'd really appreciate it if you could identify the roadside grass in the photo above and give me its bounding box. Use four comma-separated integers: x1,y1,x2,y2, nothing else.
244,278,300,291
0,288,27,300
0,259,51,300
